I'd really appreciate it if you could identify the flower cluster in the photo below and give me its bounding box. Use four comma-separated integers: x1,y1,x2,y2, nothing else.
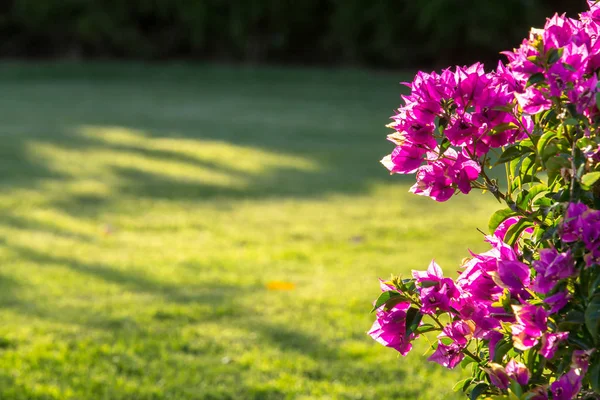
371,2,600,399
370,208,599,399
381,63,528,201
382,1,600,203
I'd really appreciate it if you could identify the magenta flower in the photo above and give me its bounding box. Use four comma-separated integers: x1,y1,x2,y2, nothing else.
550,368,584,400
381,142,427,174
444,116,478,147
512,323,541,350
441,320,472,346
496,259,531,295
585,247,600,267
532,248,576,294
561,203,589,242
511,304,548,350
368,302,414,356
540,331,568,359
454,63,489,111
542,13,580,51
506,359,530,386
412,260,444,284
580,208,600,251
485,363,510,390
413,261,459,314
571,349,595,372
409,162,455,202
544,291,570,314
487,331,504,361
515,87,553,115
494,217,520,242
451,152,481,194
427,341,464,369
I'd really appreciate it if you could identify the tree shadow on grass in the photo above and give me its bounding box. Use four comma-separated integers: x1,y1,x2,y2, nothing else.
0,65,408,217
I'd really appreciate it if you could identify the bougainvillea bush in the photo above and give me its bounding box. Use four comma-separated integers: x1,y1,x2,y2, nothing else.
370,2,600,399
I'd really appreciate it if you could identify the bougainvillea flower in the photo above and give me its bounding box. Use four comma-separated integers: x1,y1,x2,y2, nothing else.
511,304,548,350
412,260,444,283
506,359,530,385
368,302,414,356
451,152,481,194
427,341,464,369
381,142,427,174
441,320,473,346
409,162,455,202
571,349,595,372
515,87,553,115
540,331,569,359
545,291,570,314
561,203,589,242
484,363,511,390
550,369,583,400
532,248,575,294
512,323,541,350
580,208,600,250
496,259,531,294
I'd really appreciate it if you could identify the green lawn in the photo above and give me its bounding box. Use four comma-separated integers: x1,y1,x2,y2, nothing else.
0,63,499,399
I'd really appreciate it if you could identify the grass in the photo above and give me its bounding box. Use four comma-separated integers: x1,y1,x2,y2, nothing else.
0,62,501,399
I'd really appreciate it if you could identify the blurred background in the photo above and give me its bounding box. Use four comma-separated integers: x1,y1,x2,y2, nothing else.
0,0,587,67
0,1,588,399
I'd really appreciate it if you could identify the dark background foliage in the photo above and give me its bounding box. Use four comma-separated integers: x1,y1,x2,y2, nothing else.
0,0,588,68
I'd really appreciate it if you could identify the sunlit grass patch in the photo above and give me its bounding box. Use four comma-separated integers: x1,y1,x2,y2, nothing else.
0,63,500,399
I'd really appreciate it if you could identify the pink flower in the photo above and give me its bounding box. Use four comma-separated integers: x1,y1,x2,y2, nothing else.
427,341,464,369
571,349,595,372
484,363,510,389
441,320,473,346
381,142,427,174
550,369,583,400
511,304,548,350
412,260,444,284
515,87,553,115
532,248,576,294
506,359,530,386
413,261,459,315
540,331,568,359
368,302,414,356
496,259,531,295
544,291,570,314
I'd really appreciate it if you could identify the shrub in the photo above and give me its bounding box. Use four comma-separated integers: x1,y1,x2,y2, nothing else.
370,2,600,398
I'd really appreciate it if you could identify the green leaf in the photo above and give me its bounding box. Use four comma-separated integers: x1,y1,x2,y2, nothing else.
496,145,534,165
581,171,600,188
488,208,517,234
546,156,571,186
509,380,523,398
414,323,436,335
589,362,600,394
490,122,518,135
469,382,488,400
439,137,451,155
453,378,472,392
526,72,545,87
584,294,600,339
371,291,402,312
596,91,600,112
547,47,563,64
493,338,513,363
460,356,477,370
405,307,422,338
504,219,534,246
536,130,557,161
